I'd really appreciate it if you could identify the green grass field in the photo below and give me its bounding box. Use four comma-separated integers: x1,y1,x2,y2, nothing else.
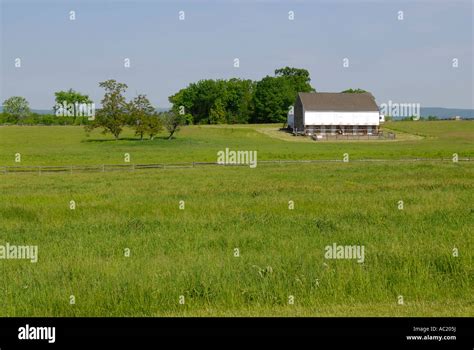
0,121,472,165
0,121,472,316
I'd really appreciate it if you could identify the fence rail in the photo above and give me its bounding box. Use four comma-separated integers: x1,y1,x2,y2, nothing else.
310,132,396,141
0,157,471,175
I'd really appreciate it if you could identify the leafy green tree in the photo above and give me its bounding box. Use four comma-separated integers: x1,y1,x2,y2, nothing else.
182,113,194,125
341,88,368,93
53,89,93,122
128,94,157,140
168,67,314,124
209,99,226,124
275,67,314,93
224,78,254,123
3,96,30,122
161,111,185,140
252,76,293,123
194,80,227,123
169,78,254,124
169,80,220,124
253,67,314,123
86,80,128,139
169,86,196,121
144,114,163,140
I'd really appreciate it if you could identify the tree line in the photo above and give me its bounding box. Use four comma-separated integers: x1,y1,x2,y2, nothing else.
169,67,314,124
1,66,316,132
1,80,184,140
1,66,386,139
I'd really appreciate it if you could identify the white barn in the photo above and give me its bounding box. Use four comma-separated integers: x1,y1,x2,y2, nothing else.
289,92,383,135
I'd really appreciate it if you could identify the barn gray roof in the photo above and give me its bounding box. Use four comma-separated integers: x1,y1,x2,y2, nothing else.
299,92,379,112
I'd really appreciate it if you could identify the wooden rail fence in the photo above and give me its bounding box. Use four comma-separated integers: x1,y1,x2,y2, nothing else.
0,157,471,175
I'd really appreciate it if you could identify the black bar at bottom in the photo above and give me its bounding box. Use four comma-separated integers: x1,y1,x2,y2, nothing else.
0,317,471,348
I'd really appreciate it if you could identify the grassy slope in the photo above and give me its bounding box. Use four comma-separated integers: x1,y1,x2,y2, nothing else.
0,121,472,316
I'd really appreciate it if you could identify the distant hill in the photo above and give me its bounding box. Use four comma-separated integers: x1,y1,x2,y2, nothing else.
419,107,473,119
0,107,171,115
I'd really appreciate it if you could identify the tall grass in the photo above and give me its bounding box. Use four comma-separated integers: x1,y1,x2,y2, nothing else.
0,161,472,316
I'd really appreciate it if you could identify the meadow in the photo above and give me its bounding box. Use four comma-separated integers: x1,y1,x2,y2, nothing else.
0,121,472,166
0,121,472,316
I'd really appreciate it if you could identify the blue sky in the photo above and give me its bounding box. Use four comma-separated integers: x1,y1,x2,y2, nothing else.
1,0,472,109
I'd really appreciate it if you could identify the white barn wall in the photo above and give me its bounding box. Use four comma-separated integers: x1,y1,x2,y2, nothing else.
304,111,380,126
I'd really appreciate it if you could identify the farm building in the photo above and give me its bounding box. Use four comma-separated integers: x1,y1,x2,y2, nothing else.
288,92,383,136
